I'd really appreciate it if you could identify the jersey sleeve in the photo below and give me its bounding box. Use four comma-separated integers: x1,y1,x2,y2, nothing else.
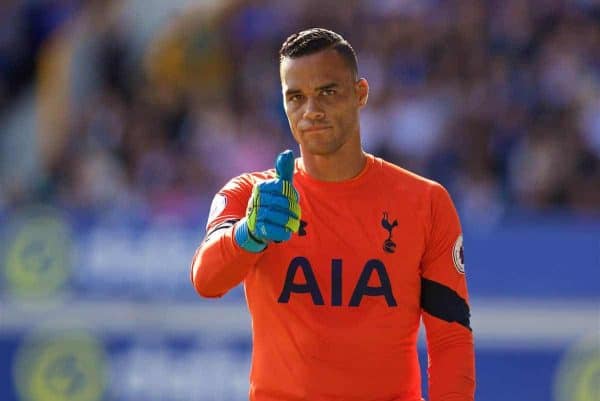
420,183,475,401
190,174,263,298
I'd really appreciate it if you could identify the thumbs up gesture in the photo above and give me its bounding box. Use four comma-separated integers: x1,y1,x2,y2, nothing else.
234,150,302,252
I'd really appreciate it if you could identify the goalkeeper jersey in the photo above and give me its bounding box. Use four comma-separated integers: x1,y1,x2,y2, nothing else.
191,153,475,401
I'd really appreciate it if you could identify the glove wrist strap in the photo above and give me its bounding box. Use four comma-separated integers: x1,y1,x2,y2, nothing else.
234,219,267,253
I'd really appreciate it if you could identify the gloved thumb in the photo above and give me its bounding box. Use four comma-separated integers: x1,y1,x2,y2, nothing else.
275,149,295,182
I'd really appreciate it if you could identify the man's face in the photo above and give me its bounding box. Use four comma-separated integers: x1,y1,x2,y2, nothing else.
280,49,368,156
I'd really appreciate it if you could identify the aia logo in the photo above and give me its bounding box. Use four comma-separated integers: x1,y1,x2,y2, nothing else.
381,212,398,253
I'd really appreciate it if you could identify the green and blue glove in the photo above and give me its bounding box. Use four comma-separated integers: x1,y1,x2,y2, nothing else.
234,150,301,252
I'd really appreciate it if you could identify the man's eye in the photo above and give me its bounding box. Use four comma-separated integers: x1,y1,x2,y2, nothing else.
321,89,336,96
288,95,303,102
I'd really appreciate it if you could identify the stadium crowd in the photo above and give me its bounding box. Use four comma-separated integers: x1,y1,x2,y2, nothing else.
1,0,599,224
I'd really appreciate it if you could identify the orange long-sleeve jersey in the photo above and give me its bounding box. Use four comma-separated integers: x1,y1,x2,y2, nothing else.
191,154,475,401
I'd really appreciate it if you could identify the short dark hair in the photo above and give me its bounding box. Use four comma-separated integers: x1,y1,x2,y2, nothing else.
279,28,358,78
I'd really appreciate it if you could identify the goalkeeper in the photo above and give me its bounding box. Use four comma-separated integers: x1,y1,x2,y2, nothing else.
191,28,475,401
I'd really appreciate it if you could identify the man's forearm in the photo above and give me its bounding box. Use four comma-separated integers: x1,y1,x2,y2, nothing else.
191,223,262,297
426,317,475,401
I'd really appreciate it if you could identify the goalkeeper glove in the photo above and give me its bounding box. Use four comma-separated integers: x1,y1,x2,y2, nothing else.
234,149,301,252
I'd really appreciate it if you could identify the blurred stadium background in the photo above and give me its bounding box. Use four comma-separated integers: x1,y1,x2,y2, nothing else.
0,0,598,400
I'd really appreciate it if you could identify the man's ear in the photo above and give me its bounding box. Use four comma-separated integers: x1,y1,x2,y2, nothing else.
356,78,369,107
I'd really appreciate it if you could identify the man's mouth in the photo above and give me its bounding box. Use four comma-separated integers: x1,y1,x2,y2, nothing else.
302,126,332,133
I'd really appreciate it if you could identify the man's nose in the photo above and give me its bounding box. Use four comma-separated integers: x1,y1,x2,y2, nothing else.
303,98,325,120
